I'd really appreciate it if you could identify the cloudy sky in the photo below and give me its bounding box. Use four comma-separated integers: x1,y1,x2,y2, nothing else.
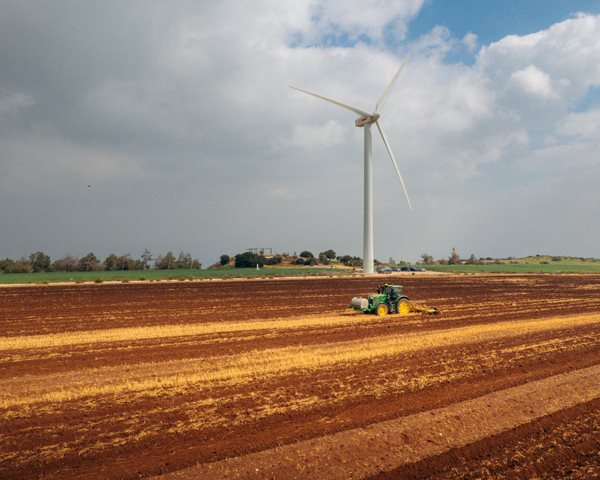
1,0,599,265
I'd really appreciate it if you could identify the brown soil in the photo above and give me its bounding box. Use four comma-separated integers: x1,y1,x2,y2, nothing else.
155,365,600,479
0,274,599,479
372,398,600,480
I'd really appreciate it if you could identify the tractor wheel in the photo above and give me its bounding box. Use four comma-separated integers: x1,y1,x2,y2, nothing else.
376,303,389,316
397,299,410,315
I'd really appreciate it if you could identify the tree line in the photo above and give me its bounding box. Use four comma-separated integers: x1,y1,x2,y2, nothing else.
217,249,364,268
8,246,556,274
0,249,201,273
419,248,490,265
417,250,596,265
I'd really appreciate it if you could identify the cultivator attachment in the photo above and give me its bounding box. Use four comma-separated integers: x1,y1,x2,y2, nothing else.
409,303,440,315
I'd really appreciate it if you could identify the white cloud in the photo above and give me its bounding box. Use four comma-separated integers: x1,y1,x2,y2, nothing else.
1,3,600,261
301,0,424,44
411,25,455,58
557,108,600,139
477,13,600,105
509,65,557,99
462,32,478,53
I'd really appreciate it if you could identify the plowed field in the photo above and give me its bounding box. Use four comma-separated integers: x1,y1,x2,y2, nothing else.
1,274,599,479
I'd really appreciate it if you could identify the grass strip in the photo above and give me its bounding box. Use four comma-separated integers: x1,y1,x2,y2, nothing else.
0,267,350,284
425,263,600,273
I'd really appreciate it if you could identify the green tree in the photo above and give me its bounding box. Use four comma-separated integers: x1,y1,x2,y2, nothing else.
155,251,176,270
176,251,192,269
345,256,361,267
299,251,314,259
115,254,133,270
52,255,79,272
78,252,101,271
0,258,10,272
176,251,200,269
141,249,153,269
3,258,31,273
234,252,265,268
104,254,118,271
420,253,434,265
265,255,282,265
29,251,51,272
337,255,351,265
219,254,230,266
323,249,336,260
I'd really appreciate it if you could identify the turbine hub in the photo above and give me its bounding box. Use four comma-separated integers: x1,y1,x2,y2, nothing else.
355,113,379,127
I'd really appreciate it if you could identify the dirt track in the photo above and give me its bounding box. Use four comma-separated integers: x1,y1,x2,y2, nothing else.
1,274,599,479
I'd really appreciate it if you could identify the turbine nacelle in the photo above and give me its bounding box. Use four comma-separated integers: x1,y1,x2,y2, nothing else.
355,113,379,127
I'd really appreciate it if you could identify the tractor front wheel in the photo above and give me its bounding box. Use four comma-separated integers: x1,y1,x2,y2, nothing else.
375,303,389,316
397,299,411,315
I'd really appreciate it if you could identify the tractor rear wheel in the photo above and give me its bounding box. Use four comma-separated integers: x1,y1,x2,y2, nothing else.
397,299,410,315
376,303,389,316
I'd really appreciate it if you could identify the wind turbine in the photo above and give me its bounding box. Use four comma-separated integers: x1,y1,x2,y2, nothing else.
289,56,412,274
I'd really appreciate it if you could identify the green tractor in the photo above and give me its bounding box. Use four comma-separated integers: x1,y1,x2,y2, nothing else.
350,284,411,316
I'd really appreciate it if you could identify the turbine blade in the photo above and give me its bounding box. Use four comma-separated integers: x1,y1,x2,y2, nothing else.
375,121,412,210
289,85,370,117
375,51,411,114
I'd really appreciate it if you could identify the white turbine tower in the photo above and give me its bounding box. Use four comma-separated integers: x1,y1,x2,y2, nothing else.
290,56,412,274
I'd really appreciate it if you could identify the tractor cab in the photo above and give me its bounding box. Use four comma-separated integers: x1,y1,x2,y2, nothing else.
377,284,403,298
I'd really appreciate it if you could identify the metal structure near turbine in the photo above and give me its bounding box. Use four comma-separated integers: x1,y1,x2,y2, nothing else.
290,56,412,274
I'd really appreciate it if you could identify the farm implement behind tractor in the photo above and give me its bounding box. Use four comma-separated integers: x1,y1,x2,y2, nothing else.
350,284,440,316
